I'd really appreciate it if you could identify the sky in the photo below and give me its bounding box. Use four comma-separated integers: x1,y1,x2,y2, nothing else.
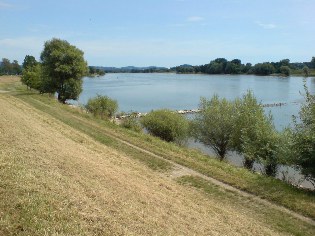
0,0,315,67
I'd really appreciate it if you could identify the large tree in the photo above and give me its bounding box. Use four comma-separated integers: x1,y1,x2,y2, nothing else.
40,38,88,103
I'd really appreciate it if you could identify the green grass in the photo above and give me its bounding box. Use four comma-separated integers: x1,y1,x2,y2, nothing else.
15,92,172,172
6,81,315,220
177,175,315,236
291,69,315,77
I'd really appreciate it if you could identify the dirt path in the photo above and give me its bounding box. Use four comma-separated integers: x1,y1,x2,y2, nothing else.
109,134,315,226
23,95,315,227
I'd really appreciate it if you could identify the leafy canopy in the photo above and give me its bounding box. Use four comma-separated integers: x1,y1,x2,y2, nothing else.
40,38,88,103
291,82,315,186
191,95,237,160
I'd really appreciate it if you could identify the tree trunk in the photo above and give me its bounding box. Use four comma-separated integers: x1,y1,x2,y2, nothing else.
243,157,254,170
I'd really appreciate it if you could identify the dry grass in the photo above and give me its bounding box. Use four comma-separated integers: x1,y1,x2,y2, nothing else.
0,94,288,235
0,75,20,83
0,76,21,91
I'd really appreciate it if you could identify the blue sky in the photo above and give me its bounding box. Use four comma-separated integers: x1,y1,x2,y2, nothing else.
0,0,314,67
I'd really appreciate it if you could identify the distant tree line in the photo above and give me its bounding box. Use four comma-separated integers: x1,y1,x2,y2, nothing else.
172,57,315,76
0,58,22,75
88,66,105,76
102,66,171,73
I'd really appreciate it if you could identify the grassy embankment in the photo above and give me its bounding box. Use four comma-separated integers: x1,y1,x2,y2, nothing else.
291,69,315,77
1,76,315,235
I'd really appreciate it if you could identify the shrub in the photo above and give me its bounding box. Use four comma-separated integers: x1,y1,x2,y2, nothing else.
280,66,291,76
191,95,237,161
86,95,118,119
291,82,315,186
141,109,189,143
121,115,142,133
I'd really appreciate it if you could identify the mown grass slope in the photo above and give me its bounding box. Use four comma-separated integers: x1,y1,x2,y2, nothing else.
0,76,314,235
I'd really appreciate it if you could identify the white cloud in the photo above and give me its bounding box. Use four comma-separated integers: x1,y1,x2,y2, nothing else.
187,16,204,22
256,21,277,29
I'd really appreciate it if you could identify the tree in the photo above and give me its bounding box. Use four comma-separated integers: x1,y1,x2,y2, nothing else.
311,57,315,69
21,63,42,90
141,109,189,143
1,58,12,75
240,116,279,176
253,63,275,75
22,55,37,70
242,63,252,74
191,95,236,160
12,60,22,75
291,82,315,186
302,66,309,77
21,55,40,89
86,95,118,119
232,91,279,174
40,38,88,103
206,61,224,74
280,65,291,76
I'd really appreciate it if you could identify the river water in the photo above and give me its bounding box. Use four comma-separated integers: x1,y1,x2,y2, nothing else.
75,73,315,188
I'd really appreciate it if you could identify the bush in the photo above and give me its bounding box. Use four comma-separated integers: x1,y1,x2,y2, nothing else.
233,91,279,173
141,109,189,143
191,95,236,161
291,82,315,186
280,66,291,76
121,115,142,133
86,95,118,119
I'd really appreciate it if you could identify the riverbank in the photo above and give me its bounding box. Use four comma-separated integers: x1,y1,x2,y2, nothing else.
1,76,315,227
114,102,289,121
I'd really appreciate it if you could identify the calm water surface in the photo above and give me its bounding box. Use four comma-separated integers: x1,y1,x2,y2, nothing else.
75,73,315,188
78,73,315,130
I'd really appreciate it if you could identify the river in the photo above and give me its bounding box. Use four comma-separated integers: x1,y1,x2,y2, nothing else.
74,73,315,189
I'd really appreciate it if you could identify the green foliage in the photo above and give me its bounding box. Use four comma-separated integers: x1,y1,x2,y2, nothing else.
191,95,237,160
233,91,280,175
88,66,105,76
120,115,142,133
40,38,88,103
22,55,37,70
280,65,291,76
291,82,315,186
242,122,279,176
233,92,267,169
21,63,42,90
193,91,280,174
0,58,22,75
86,95,118,119
303,66,310,77
253,62,275,75
141,109,189,143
